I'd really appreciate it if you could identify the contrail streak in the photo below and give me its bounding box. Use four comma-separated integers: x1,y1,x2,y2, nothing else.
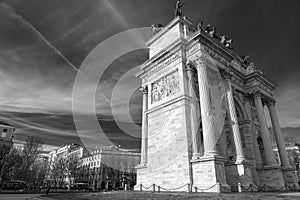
1,2,81,74
1,2,111,104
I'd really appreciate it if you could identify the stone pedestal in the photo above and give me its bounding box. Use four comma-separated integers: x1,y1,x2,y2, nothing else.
191,156,231,192
282,167,299,189
256,166,285,189
135,165,147,191
225,160,254,191
135,17,194,191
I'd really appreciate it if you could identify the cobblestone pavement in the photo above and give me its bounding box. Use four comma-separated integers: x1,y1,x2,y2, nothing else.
34,191,300,200
1,192,300,200
0,194,46,200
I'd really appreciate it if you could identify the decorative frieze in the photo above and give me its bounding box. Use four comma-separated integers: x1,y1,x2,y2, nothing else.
147,49,181,77
187,42,201,56
258,83,273,96
151,70,180,104
202,46,228,66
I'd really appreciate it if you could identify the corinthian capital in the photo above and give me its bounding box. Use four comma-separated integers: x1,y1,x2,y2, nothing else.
266,98,276,107
221,69,233,81
194,54,206,66
140,86,148,95
252,89,262,99
185,60,196,72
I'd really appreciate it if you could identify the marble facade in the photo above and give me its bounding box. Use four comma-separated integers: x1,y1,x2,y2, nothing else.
135,16,298,192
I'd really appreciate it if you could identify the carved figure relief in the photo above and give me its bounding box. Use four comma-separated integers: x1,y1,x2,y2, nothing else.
151,70,180,103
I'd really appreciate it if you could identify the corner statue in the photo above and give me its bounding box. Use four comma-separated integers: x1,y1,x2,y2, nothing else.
175,0,185,17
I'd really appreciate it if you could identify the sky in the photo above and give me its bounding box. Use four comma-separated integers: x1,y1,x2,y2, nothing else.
0,0,300,152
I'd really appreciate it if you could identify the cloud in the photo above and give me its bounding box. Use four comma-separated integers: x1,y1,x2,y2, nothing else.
0,0,299,149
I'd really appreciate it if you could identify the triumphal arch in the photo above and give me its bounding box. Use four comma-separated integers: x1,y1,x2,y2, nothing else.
135,15,298,192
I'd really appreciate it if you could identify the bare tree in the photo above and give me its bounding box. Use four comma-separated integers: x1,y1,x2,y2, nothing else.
66,154,81,186
51,157,67,187
15,135,44,182
0,142,12,185
284,136,297,146
0,148,22,184
31,157,48,187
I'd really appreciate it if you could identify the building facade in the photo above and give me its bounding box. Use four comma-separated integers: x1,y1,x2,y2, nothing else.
45,144,140,190
0,121,15,184
76,145,140,191
45,143,88,186
135,15,298,192
0,121,15,145
273,143,300,181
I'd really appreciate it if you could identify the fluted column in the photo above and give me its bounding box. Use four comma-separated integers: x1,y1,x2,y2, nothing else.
219,128,228,158
253,91,277,166
186,62,201,159
222,71,245,163
194,56,218,156
140,86,148,165
244,94,263,167
267,100,291,168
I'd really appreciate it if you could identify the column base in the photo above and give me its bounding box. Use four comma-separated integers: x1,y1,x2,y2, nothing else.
192,153,201,160
191,155,230,193
193,182,231,193
282,167,299,189
136,163,147,169
256,165,285,189
224,159,255,191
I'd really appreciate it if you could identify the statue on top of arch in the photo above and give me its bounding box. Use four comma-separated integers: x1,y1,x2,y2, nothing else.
174,0,186,17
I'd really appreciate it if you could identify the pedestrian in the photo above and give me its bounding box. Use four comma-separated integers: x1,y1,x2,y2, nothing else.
46,186,51,195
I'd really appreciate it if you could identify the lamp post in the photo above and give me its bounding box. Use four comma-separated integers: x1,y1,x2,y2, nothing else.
91,169,95,191
121,172,128,190
106,175,111,191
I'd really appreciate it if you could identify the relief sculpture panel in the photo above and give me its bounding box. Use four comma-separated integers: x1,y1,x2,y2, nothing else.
151,70,180,104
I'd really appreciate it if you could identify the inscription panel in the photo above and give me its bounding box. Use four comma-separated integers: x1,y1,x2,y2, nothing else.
147,49,180,77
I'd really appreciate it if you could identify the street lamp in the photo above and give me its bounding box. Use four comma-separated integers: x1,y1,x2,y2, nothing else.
121,172,127,190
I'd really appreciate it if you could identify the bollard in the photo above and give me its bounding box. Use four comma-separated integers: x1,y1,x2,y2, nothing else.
187,183,191,193
238,183,242,193
194,186,198,193
125,183,128,191
152,183,156,192
158,186,160,192
140,184,142,191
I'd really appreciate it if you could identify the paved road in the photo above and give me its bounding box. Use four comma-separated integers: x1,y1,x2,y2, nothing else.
279,192,300,196
0,193,47,200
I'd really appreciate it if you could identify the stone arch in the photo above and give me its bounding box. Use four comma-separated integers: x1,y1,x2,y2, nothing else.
234,98,247,149
233,97,247,121
222,97,248,158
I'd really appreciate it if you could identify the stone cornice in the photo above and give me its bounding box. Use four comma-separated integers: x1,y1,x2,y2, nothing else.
244,72,277,98
136,38,185,79
186,29,278,96
245,71,277,89
187,31,236,66
146,16,192,46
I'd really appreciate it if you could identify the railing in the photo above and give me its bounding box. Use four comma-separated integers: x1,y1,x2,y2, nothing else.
133,183,230,192
240,183,299,192
133,183,300,193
